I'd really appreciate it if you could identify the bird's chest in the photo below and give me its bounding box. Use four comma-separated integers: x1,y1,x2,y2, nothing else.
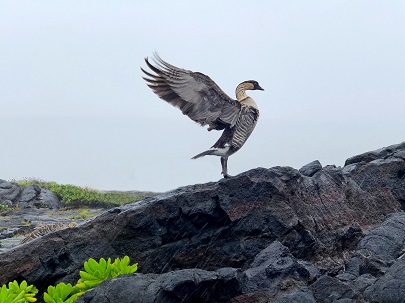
240,97,258,109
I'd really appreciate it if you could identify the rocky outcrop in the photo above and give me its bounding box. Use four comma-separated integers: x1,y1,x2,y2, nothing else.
0,180,21,207
78,213,405,303
345,142,405,166
0,142,405,302
0,181,60,209
78,268,240,303
0,181,63,250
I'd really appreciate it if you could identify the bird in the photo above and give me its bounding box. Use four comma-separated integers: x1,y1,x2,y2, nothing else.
141,54,263,178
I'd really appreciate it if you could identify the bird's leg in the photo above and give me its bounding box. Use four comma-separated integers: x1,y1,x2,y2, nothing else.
220,156,231,178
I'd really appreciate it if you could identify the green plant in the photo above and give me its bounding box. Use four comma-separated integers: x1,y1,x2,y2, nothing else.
0,285,23,303
0,257,138,303
0,280,38,303
43,283,80,303
68,209,94,221
76,256,138,292
0,204,12,213
76,258,112,290
11,178,143,207
21,220,31,226
110,256,138,278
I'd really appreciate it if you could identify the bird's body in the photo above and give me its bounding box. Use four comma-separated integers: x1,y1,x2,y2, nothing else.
141,54,263,177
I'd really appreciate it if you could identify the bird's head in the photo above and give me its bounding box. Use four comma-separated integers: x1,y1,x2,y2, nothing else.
242,80,264,91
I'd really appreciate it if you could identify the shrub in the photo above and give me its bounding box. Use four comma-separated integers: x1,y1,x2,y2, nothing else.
0,280,38,303
76,256,138,292
12,178,142,207
43,283,80,303
0,204,12,213
68,209,94,220
0,256,138,303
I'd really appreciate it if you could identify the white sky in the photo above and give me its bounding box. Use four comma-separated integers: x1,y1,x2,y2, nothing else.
1,1,404,192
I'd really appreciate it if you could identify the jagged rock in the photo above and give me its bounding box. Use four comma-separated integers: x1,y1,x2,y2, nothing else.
76,268,239,303
0,180,61,209
0,180,21,203
18,185,60,209
333,212,405,302
271,289,317,303
240,241,318,293
230,288,317,303
345,142,405,166
0,142,404,302
338,212,405,280
39,189,60,209
363,259,405,303
336,223,363,251
19,185,41,203
299,160,322,177
353,274,376,293
310,275,359,302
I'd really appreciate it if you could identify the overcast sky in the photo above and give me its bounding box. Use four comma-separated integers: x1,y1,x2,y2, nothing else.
1,1,404,192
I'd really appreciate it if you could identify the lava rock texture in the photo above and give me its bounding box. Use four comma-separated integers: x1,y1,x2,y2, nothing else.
0,181,60,209
1,142,405,302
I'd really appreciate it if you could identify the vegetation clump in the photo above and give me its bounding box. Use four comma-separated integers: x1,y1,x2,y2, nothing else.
0,204,12,213
43,283,79,303
0,256,138,303
76,256,138,292
12,178,142,208
68,209,95,220
0,280,38,303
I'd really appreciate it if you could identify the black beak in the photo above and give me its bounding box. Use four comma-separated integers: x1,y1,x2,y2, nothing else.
255,84,264,91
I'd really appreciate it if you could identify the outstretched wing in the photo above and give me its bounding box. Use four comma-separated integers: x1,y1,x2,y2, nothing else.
141,54,241,129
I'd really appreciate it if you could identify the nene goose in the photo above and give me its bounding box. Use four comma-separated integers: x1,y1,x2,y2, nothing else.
141,54,263,177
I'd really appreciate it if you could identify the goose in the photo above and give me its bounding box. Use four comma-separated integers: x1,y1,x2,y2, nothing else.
141,54,263,178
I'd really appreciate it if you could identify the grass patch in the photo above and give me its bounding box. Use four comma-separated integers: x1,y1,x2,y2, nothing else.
12,178,143,208
0,204,12,213
69,208,96,220
21,220,31,226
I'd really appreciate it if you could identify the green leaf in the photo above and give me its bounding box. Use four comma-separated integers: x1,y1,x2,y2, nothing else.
78,271,97,281
8,281,19,292
0,285,12,302
82,280,100,289
43,292,56,303
43,283,75,303
11,290,26,303
0,280,38,303
83,259,96,273
110,256,138,278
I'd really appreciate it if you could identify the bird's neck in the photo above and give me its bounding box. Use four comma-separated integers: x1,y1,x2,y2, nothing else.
235,83,251,101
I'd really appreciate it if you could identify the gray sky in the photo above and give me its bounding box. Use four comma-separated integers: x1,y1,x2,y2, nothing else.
1,1,404,192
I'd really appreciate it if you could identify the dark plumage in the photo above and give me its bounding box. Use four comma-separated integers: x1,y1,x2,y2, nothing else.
141,54,263,177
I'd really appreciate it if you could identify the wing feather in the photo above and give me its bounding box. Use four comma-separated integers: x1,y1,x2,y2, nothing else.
142,54,241,128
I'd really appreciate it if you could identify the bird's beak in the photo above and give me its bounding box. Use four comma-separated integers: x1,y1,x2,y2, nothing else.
256,85,264,91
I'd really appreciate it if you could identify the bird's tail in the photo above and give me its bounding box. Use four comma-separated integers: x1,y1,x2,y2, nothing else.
191,146,231,159
191,149,217,159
